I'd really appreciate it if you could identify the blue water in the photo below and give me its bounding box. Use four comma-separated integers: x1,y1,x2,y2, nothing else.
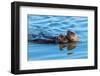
28,15,88,61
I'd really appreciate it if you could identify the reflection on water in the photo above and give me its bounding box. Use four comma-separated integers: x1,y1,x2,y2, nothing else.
28,41,88,61
58,42,77,55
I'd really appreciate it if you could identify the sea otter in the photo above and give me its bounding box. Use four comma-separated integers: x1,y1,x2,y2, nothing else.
57,31,78,43
32,31,78,44
57,35,68,43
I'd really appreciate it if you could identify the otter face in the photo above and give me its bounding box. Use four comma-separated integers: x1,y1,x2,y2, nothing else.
67,31,78,42
70,35,78,42
57,35,68,43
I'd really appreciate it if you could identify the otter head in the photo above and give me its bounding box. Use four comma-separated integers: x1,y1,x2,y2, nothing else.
67,31,78,42
57,35,68,43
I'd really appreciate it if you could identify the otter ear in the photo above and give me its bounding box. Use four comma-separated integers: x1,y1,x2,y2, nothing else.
67,30,71,36
67,31,75,35
67,30,71,33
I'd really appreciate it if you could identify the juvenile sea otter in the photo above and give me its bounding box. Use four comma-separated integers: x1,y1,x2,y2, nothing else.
57,31,78,43
57,35,68,43
32,31,78,44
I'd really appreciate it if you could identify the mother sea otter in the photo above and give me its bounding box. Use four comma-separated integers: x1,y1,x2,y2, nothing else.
32,31,78,44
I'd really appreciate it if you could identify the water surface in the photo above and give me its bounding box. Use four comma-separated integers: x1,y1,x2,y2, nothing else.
28,15,88,61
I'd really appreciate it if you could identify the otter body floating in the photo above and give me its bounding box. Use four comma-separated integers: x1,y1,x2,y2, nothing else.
32,31,78,44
